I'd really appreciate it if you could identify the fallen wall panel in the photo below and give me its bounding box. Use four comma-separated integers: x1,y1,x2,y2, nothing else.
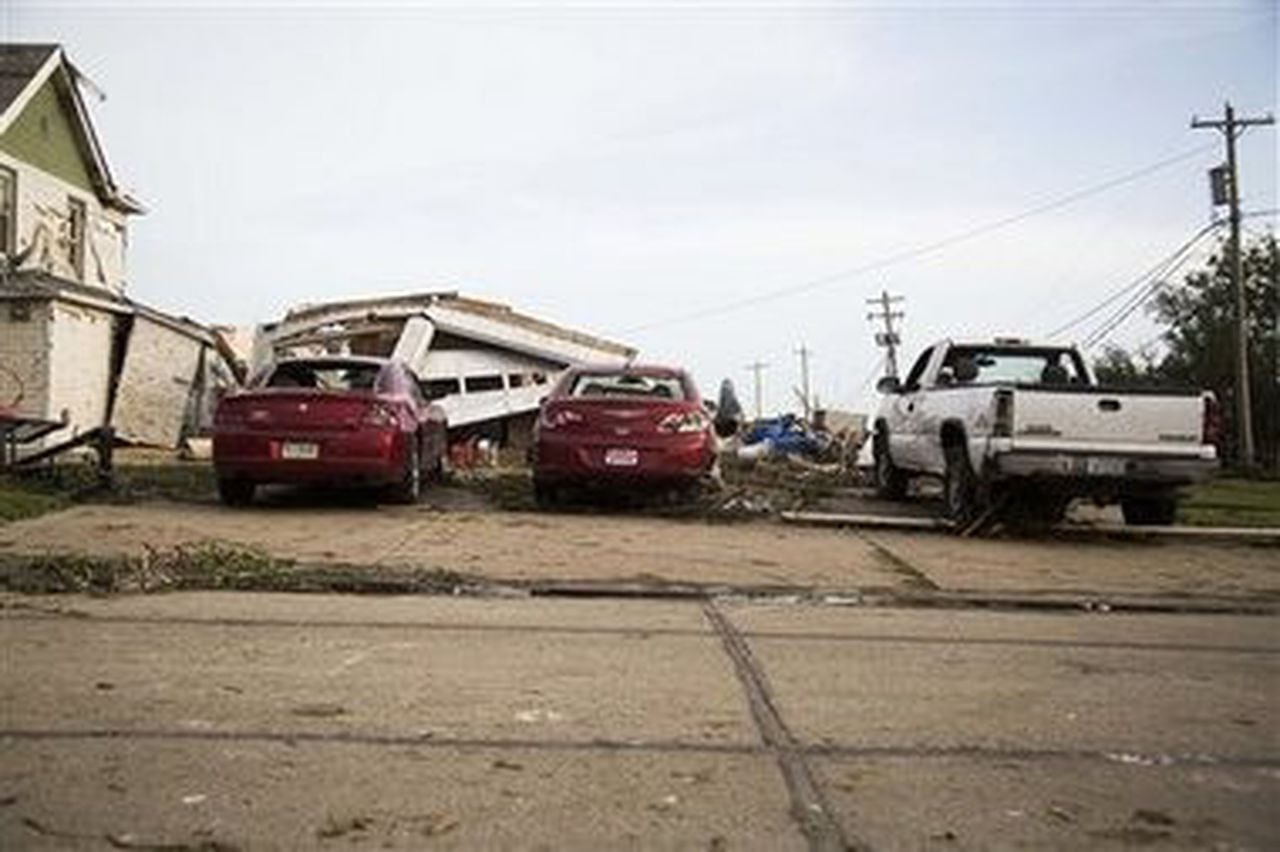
111,315,203,446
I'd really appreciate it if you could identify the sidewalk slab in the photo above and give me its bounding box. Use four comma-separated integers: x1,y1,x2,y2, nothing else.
733,608,1278,759
0,740,803,851
815,756,1278,852
0,598,754,746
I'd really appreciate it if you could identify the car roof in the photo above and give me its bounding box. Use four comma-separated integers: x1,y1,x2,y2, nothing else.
567,363,686,378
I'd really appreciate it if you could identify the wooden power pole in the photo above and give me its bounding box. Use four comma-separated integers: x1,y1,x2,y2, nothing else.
745,361,769,420
795,344,813,419
1192,102,1275,469
866,291,905,378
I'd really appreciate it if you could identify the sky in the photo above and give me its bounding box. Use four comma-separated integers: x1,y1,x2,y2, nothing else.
5,0,1276,415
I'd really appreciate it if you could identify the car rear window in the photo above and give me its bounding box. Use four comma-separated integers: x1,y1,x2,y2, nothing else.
568,372,687,400
263,361,384,392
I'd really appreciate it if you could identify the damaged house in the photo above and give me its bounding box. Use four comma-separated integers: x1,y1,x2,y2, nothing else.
260,292,636,449
0,44,238,460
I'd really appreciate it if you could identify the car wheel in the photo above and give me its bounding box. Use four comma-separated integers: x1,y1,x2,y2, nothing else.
390,440,422,504
943,442,978,525
873,432,908,500
533,480,559,510
217,477,255,507
1121,495,1177,526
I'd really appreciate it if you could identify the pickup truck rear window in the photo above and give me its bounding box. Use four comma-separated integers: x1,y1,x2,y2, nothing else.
941,347,1087,386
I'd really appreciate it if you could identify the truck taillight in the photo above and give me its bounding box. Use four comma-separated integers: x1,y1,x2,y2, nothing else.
1202,395,1222,446
992,390,1014,437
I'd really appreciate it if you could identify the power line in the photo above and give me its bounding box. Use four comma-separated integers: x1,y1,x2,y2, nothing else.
1081,233,1213,350
614,142,1220,336
1046,220,1221,340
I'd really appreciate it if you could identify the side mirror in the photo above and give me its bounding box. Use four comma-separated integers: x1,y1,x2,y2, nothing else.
876,376,902,395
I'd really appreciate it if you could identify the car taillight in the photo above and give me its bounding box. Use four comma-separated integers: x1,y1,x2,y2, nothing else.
1202,394,1221,446
363,402,398,428
539,408,584,430
658,410,710,434
992,390,1014,437
214,404,244,428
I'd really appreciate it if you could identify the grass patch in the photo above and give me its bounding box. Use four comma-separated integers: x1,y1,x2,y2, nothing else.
0,541,473,596
1179,478,1280,528
0,479,69,523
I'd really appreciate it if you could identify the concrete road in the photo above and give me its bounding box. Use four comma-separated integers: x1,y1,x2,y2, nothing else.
2,592,1276,850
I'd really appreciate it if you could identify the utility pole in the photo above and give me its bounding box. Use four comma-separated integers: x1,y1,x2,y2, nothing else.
795,344,813,420
745,361,769,420
1192,102,1274,469
866,290,905,378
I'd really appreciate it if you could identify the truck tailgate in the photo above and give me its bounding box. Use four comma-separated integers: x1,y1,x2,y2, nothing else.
1010,387,1205,453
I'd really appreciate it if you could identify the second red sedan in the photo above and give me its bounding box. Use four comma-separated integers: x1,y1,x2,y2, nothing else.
531,364,717,506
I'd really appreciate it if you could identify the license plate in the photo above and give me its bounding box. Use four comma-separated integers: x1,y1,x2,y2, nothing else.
281,441,319,460
604,448,639,467
1085,456,1125,476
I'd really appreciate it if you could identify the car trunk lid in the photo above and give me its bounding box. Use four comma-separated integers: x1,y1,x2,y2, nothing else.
218,390,376,432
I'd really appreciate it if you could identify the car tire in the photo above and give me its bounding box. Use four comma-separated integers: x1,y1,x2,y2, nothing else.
390,440,422,504
533,480,559,510
217,477,255,507
873,431,908,500
1121,495,1177,526
943,442,978,525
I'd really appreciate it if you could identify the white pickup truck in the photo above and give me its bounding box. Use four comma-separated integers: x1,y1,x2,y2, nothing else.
872,338,1219,526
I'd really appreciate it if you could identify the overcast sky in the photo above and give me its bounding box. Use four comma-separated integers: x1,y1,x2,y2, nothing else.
6,1,1276,414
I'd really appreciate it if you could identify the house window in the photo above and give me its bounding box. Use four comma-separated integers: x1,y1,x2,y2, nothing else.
464,375,504,393
0,167,14,256
67,197,86,280
423,378,461,400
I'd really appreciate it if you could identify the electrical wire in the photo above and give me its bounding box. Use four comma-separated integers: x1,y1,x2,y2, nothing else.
1047,220,1221,341
1081,233,1214,349
612,141,1221,336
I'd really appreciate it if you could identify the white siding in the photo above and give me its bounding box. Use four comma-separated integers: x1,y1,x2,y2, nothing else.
47,300,114,436
112,316,203,446
0,298,52,419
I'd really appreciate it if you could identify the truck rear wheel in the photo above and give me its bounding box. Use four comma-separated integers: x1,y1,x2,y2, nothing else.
943,443,978,525
1121,496,1177,526
873,432,908,500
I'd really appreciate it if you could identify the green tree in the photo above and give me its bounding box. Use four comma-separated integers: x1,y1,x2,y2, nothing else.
1094,233,1278,470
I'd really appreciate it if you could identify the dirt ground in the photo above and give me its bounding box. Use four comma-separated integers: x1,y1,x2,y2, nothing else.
1,488,1277,605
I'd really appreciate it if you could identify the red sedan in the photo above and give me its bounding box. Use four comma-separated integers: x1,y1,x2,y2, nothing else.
212,357,447,506
531,364,717,505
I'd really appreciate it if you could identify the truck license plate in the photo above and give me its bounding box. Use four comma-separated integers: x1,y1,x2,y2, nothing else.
604,448,639,467
1085,456,1125,476
281,441,319,460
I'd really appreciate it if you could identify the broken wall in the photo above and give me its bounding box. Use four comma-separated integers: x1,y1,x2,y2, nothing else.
0,298,51,419
0,149,129,296
111,314,203,445
47,299,114,436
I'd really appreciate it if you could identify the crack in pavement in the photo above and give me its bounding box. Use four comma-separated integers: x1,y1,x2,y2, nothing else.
3,728,1274,770
4,611,1278,654
859,536,939,591
702,600,863,852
